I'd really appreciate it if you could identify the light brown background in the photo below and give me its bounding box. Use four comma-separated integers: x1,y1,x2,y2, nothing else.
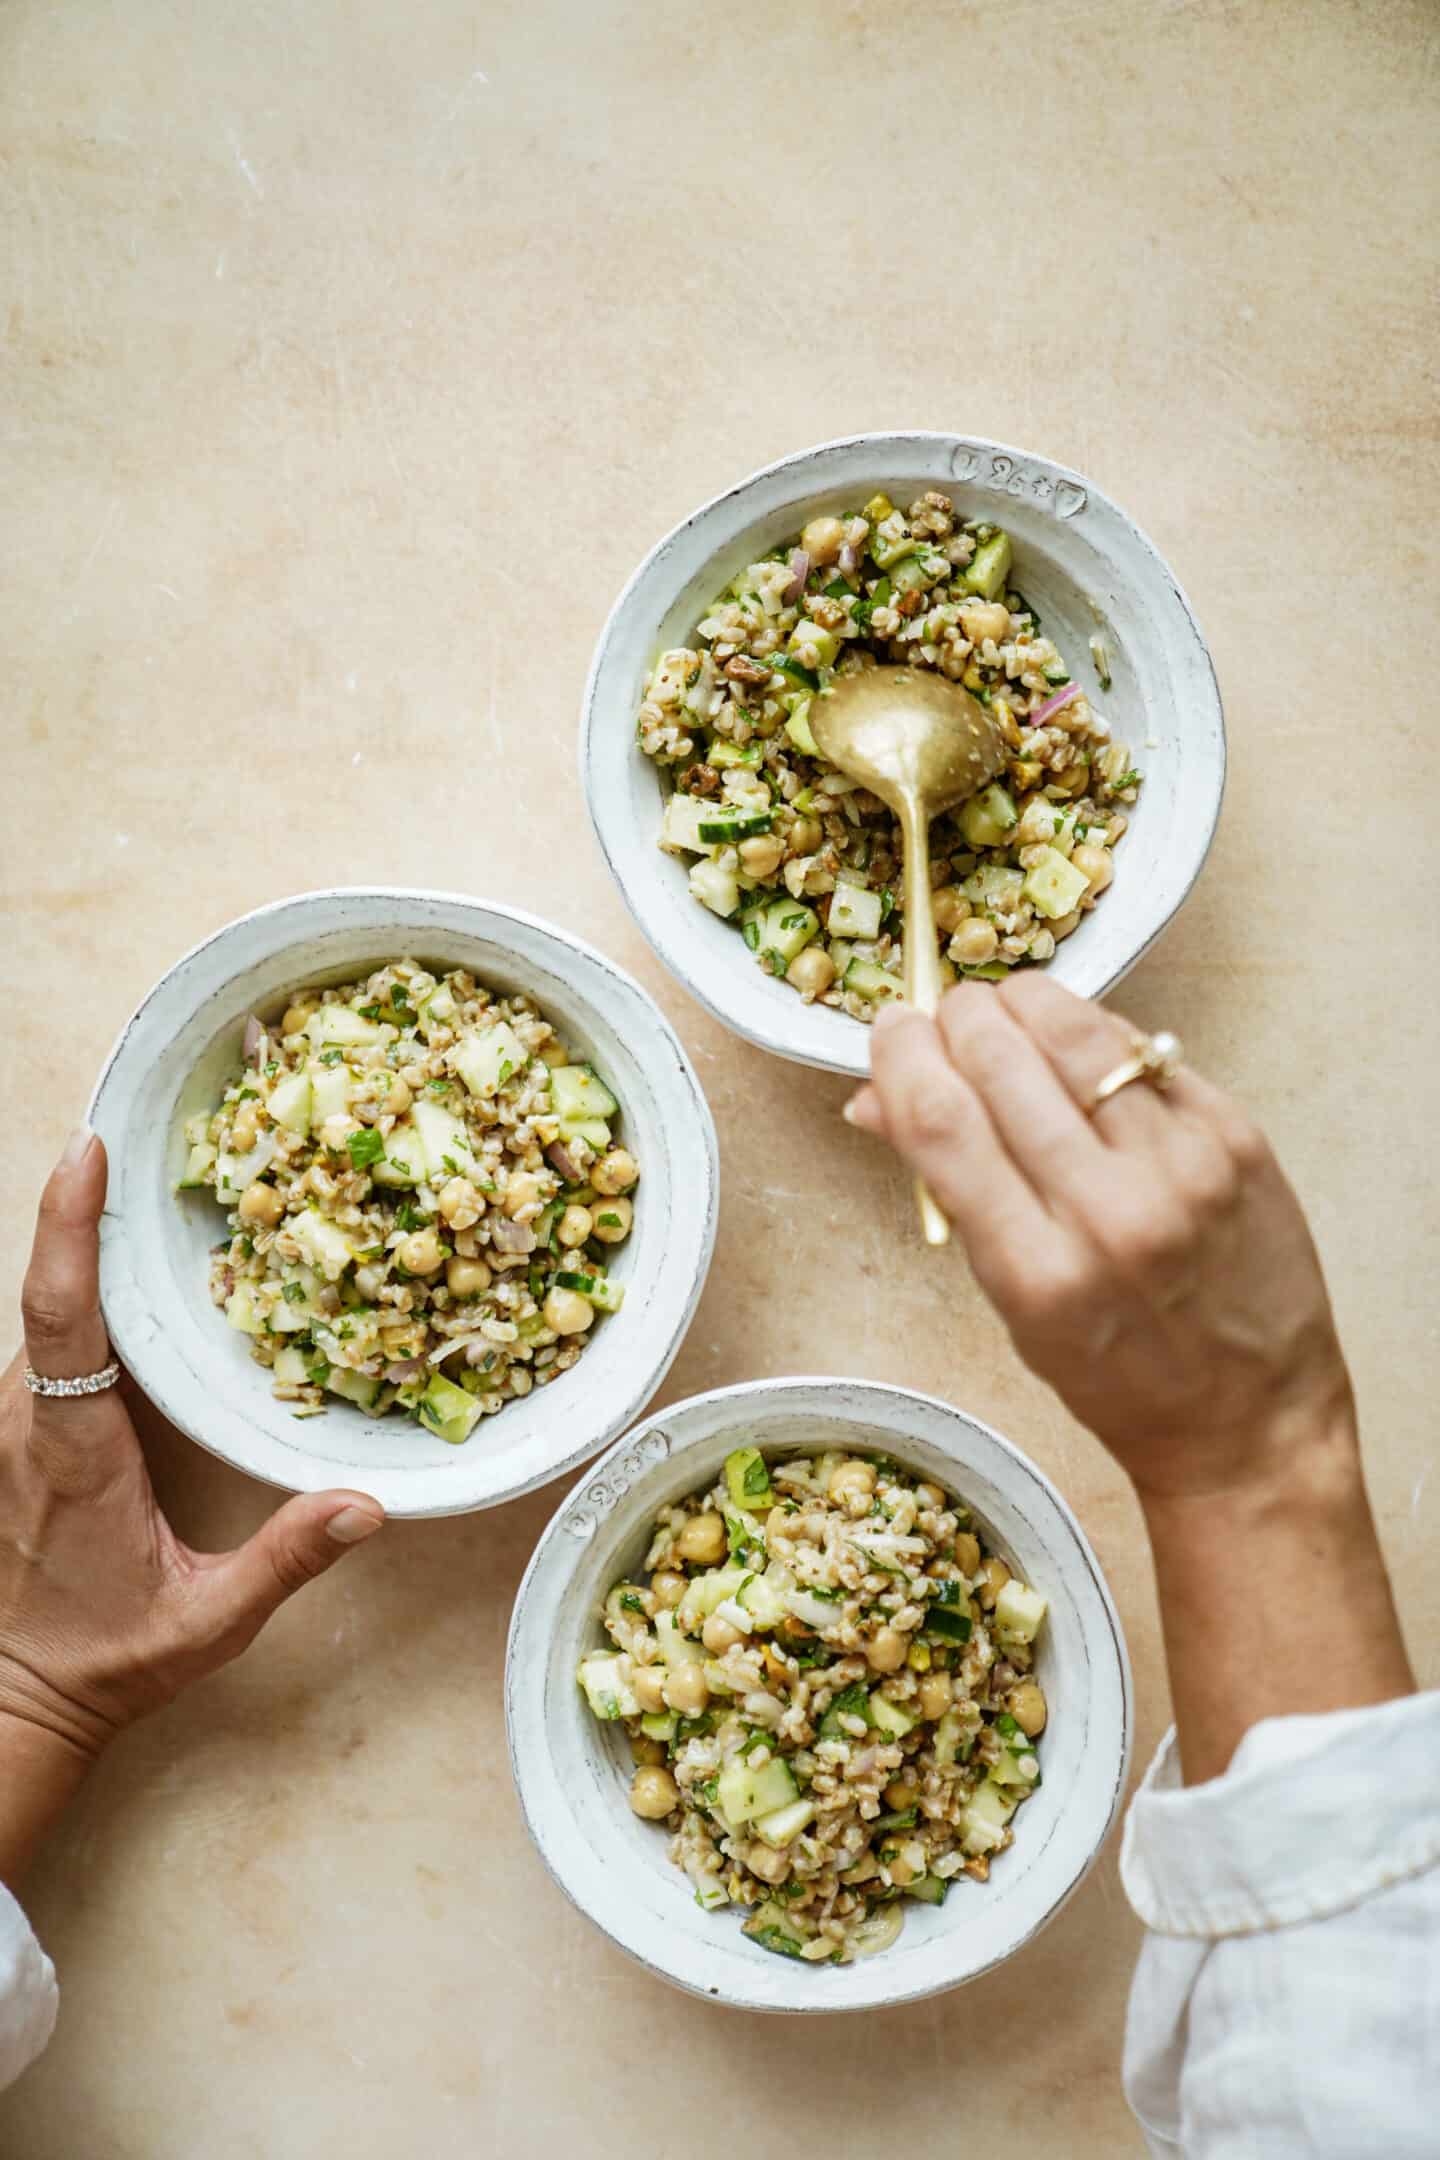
2,1,1437,2153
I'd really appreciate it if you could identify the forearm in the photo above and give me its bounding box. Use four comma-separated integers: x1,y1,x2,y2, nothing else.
0,1716,94,1889
1140,1401,1414,1785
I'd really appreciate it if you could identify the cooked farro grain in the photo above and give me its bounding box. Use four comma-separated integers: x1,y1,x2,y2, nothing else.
578,1445,1048,1963
639,490,1142,1018
178,962,638,1443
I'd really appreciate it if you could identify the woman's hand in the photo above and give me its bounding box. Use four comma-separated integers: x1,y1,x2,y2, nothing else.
0,1131,385,1880
849,975,1351,1503
848,978,1412,1779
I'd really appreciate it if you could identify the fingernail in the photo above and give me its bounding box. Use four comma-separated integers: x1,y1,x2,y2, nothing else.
61,1126,95,1168
326,1506,383,1545
841,1096,864,1127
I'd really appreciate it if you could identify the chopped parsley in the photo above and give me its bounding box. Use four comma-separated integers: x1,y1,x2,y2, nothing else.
281,1281,307,1305
618,1592,646,1615
319,1048,343,1067
347,1128,385,1171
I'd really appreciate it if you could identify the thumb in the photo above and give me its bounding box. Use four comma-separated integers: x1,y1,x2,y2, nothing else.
194,1490,385,1649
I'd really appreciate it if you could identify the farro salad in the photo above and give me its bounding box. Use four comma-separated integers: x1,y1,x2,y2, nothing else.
638,491,1141,1018
178,963,638,1443
579,1446,1048,1963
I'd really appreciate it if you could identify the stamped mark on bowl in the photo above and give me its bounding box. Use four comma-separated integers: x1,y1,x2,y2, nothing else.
562,1426,674,1538
950,442,1087,520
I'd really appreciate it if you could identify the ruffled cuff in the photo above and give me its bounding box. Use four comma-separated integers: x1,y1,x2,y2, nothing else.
0,1881,58,2091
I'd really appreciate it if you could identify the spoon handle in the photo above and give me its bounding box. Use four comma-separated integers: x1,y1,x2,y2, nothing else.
896,793,951,1248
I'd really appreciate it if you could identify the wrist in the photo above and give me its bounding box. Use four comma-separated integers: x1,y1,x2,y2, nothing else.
0,1712,97,1888
1131,1361,1361,1514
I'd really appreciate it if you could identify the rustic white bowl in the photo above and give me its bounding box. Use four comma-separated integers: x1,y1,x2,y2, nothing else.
87,890,719,1518
506,1377,1132,2012
583,432,1225,1077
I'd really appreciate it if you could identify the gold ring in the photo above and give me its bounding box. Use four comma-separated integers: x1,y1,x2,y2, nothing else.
1089,1029,1183,1112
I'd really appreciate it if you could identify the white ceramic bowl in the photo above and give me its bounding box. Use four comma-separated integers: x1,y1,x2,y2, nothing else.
583,432,1225,1077
506,1377,1132,2012
87,889,719,1518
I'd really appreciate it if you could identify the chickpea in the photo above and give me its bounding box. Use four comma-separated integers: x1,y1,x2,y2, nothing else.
884,1778,918,1812
591,1148,639,1197
932,886,971,935
661,1664,709,1717
446,1255,492,1299
739,833,785,879
230,1103,261,1153
629,1765,680,1820
914,1483,945,1511
960,600,1011,646
503,1171,544,1219
786,946,836,1001
1070,843,1114,896
976,1556,1011,1610
788,815,823,855
397,1228,443,1276
865,1629,908,1675
702,1613,742,1656
237,1181,284,1228
556,1204,594,1248
828,1459,876,1507
674,1511,726,1566
630,1733,665,1767
590,1197,633,1245
1052,762,1090,798
801,514,846,566
1009,1679,1048,1738
745,1840,791,1885
384,1076,412,1118
1051,909,1082,943
543,1286,595,1336
632,1665,668,1715
886,1852,920,1888
953,1532,981,1579
918,1671,954,1721
281,1001,316,1036
950,919,999,968
652,1570,687,1609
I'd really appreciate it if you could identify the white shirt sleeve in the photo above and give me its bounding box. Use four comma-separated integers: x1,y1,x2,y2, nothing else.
0,1882,57,2092
1120,1690,1440,2158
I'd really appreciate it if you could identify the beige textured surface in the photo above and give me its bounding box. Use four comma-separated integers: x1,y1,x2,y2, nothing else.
2,1,1437,2150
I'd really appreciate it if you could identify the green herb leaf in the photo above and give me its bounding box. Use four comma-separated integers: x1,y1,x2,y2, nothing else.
281,1280,307,1305
347,1129,385,1171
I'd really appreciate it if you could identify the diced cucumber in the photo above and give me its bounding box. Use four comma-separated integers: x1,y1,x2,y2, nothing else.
743,1901,807,1959
552,1268,624,1314
416,983,459,1041
958,783,1018,850
863,492,895,523
754,901,818,968
716,1755,799,1824
370,1117,427,1188
655,1611,705,1667
225,1283,263,1335
786,1587,845,1635
890,546,948,593
696,810,773,845
933,1707,975,1768
214,1132,278,1199
305,1005,386,1050
677,1566,753,1631
843,957,903,1004
784,699,819,756
959,1779,1016,1855
962,530,1013,602
870,522,918,570
991,1738,1041,1793
661,794,712,854
906,1875,949,1906
307,1059,354,1124
1022,847,1089,922
725,1446,775,1510
453,1021,528,1098
829,879,883,941
769,652,819,696
868,1694,918,1740
412,1097,480,1183
271,1345,312,1387
417,1370,482,1446
688,858,740,918
736,1574,789,1631
266,1070,312,1136
267,1265,321,1331
993,1578,1048,1645
963,863,1025,910
178,1140,217,1189
558,1116,612,1150
708,739,762,769
787,619,839,668
550,1065,619,1123
751,1797,815,1848
640,1711,678,1742
577,1652,640,1720
326,1367,384,1412
925,1606,972,1644
289,1208,356,1281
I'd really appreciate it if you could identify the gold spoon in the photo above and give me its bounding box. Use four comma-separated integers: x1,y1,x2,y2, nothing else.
810,665,1009,1245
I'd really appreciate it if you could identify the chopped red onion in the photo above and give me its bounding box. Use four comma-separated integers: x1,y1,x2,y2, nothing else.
781,548,810,605
242,1013,265,1063
491,1220,536,1255
546,1140,583,1184
837,542,858,579
385,1358,427,1385
1030,682,1083,728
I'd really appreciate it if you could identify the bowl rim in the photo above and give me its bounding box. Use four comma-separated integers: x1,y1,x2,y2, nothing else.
86,885,721,1517
505,1372,1134,2011
581,429,1226,1077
